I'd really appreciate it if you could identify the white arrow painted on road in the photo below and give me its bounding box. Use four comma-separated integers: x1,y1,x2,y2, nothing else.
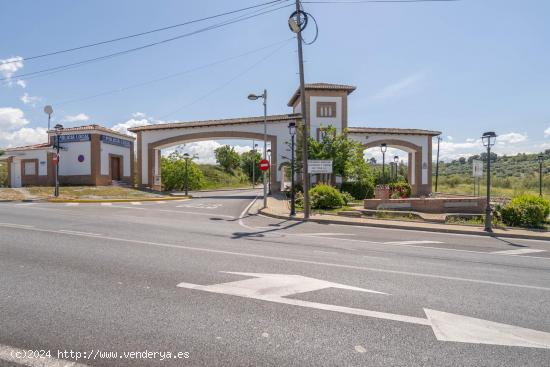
177,272,550,349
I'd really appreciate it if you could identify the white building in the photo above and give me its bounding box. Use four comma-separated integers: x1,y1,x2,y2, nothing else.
1,125,135,188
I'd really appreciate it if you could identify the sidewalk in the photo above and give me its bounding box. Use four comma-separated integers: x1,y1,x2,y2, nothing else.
260,194,550,241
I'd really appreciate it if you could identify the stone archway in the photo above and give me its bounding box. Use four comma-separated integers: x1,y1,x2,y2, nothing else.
140,131,279,192
363,139,430,196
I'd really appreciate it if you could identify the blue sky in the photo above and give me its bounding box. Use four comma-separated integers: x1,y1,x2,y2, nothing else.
1,0,549,162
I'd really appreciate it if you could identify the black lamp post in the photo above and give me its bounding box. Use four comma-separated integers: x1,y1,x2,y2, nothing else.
538,154,544,197
248,90,268,208
380,143,387,184
289,121,296,216
393,155,399,181
482,131,497,232
54,123,63,197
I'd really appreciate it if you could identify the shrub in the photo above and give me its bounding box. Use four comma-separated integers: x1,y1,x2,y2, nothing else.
310,184,345,209
340,191,355,206
500,194,550,228
341,181,375,200
389,182,411,198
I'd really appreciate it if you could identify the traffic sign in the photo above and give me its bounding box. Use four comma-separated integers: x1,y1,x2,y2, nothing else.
308,160,332,174
259,159,270,171
52,155,59,164
472,159,483,177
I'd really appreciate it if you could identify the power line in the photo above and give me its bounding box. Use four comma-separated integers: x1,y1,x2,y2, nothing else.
0,0,288,66
1,2,293,84
53,38,294,107
159,41,292,120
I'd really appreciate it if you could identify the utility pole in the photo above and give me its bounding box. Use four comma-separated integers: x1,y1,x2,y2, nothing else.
294,0,310,219
435,136,441,193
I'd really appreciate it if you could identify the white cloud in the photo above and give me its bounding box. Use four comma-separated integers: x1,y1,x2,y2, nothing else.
20,92,41,106
63,113,90,123
497,132,527,144
0,56,23,81
372,72,425,100
16,80,26,88
363,147,406,164
132,112,147,119
545,127,550,137
0,127,48,148
0,107,29,130
447,136,454,141
110,118,151,137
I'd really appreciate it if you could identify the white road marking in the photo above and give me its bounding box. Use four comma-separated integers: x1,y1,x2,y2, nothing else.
100,203,112,206
65,203,79,206
177,272,550,349
130,202,142,205
492,248,546,255
58,230,101,236
115,206,145,210
384,240,444,245
354,345,366,353
1,223,549,292
15,203,36,206
157,209,234,219
0,343,89,367
299,232,356,237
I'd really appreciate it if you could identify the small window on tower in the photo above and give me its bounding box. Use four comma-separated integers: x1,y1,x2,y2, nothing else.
317,102,336,118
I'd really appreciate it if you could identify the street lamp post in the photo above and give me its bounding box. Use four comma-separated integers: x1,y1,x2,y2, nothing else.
482,131,497,232
250,144,258,189
183,153,191,197
248,90,268,208
54,123,64,197
289,121,296,216
393,155,399,181
538,154,544,197
380,143,387,184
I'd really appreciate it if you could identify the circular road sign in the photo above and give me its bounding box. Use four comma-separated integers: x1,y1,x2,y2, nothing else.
259,159,270,171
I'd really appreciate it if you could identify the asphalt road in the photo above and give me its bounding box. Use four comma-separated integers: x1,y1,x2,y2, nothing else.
1,189,550,366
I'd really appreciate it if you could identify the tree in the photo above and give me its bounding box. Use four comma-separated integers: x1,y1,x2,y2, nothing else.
161,152,205,191
240,150,262,184
215,145,240,173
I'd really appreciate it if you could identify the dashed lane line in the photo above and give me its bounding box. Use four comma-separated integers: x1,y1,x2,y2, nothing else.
1,222,549,292
492,248,546,255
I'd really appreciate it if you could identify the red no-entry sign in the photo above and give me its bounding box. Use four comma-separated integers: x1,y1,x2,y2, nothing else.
259,159,270,171
52,155,59,164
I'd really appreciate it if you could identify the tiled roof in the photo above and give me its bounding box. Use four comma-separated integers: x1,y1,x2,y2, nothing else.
288,83,357,106
48,124,135,140
128,114,299,132
5,143,51,152
348,127,441,136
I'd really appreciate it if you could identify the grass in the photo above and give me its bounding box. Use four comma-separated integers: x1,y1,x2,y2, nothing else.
197,164,253,190
434,183,549,200
24,186,167,200
0,188,26,201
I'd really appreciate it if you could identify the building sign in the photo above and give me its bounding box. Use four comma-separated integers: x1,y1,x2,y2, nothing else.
472,159,483,177
101,135,132,148
308,160,333,174
58,134,90,143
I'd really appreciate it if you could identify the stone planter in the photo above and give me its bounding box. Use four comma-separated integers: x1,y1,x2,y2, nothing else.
374,185,390,200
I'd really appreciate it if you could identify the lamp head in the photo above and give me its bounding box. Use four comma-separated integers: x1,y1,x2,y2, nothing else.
54,123,63,133
288,121,296,136
183,153,190,159
44,105,53,116
482,131,497,147
380,143,387,153
247,94,259,101
539,154,544,163
394,155,399,163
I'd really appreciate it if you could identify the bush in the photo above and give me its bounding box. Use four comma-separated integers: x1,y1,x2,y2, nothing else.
341,181,375,200
310,184,345,209
500,194,550,228
340,191,355,206
389,182,411,199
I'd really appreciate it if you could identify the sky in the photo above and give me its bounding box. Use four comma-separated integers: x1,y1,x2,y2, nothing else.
1,0,549,163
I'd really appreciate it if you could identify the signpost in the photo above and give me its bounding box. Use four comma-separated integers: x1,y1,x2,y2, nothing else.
307,160,333,174
472,159,483,196
259,159,270,172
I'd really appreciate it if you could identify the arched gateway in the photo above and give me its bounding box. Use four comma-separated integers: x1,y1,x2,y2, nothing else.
130,83,440,196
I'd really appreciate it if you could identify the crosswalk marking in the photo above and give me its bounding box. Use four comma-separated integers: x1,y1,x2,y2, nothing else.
492,248,546,255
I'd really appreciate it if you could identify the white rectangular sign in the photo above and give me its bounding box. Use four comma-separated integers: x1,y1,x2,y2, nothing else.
472,159,483,177
308,160,333,174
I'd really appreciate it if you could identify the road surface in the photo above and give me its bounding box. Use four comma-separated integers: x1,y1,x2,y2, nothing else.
1,189,549,366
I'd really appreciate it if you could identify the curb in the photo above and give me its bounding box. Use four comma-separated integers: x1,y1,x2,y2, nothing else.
170,187,260,196
46,197,191,203
259,209,550,241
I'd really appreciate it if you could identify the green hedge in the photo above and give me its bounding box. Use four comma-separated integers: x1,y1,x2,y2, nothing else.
500,194,550,228
341,181,374,200
310,184,345,209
